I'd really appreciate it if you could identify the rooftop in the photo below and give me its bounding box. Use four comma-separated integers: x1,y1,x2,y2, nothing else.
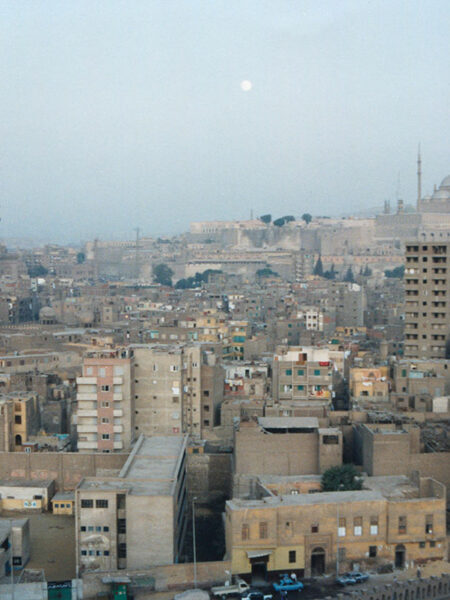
258,417,319,430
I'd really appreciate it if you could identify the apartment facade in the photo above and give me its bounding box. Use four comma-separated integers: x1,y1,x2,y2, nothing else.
75,435,188,573
76,348,134,452
404,241,450,359
133,344,223,439
272,346,338,405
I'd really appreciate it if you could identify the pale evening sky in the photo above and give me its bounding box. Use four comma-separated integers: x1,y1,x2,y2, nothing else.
1,0,449,243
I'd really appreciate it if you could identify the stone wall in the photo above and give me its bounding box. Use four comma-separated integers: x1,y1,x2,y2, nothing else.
0,451,128,491
82,560,232,598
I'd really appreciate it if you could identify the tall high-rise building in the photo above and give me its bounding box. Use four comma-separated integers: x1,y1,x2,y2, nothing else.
76,348,134,452
404,240,450,359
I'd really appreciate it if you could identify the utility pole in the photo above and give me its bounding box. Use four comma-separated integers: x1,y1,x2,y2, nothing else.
336,506,339,577
192,497,197,588
9,520,14,600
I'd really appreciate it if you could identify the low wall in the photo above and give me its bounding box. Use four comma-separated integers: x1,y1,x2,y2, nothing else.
82,560,232,599
0,451,128,491
312,573,450,600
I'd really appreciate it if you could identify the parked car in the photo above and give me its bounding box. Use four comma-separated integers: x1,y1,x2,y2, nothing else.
348,571,369,584
241,589,273,600
272,575,304,592
212,577,250,598
336,574,357,587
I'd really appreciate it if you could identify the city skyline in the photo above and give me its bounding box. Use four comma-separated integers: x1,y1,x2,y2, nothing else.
1,0,449,243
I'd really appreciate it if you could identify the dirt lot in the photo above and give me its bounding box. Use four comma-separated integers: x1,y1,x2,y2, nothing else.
2,510,76,581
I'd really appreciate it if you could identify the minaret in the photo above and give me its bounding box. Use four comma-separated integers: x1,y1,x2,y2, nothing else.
417,144,422,212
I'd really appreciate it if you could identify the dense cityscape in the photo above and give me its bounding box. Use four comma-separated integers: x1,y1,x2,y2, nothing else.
1,2,449,600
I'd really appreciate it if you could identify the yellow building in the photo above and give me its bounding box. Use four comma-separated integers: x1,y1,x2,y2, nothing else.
225,474,446,579
51,492,75,515
350,367,391,400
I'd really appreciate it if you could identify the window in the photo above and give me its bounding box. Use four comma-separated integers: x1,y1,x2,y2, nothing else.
311,523,319,533
314,369,321,376
81,499,93,508
419,541,425,548
289,550,296,564
118,519,126,533
398,516,407,534
242,524,249,540
259,522,268,539
425,514,433,534
297,369,304,376
285,369,292,376
338,517,346,537
14,415,21,424
88,526,94,532
96,550,102,556
369,546,377,558
101,385,110,392
338,547,346,561
99,368,106,377
354,516,362,536
96,499,108,508
370,516,378,535
101,418,110,424
203,390,210,397
101,401,110,407
297,385,304,391
118,543,127,558
80,526,86,532
102,434,110,440
103,526,109,532
81,550,87,556
430,541,436,548
96,526,102,532
89,550,94,556
104,550,110,556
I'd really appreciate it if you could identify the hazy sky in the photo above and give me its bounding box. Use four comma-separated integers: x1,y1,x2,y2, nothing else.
1,0,449,244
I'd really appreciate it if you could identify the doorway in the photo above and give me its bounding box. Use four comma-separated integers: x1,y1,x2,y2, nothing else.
251,558,268,583
311,547,326,576
395,544,406,569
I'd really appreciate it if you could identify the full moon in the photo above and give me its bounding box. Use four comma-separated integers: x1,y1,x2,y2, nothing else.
240,80,252,92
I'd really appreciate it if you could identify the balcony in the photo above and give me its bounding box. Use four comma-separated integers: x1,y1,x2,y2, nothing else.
113,410,123,417
78,440,98,450
113,393,123,401
77,410,98,418
113,377,123,385
77,424,98,433
113,425,124,433
114,441,123,450
77,393,97,401
77,377,97,385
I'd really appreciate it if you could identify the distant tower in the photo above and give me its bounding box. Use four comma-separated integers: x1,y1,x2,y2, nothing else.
417,145,422,212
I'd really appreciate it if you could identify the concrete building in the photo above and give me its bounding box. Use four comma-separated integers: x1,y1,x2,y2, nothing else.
233,417,342,497
0,518,31,574
75,435,187,573
272,346,339,405
76,348,134,452
0,479,55,511
133,344,223,439
404,240,450,360
349,367,390,404
225,474,447,579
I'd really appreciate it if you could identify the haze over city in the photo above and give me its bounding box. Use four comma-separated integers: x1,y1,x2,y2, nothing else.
1,0,449,243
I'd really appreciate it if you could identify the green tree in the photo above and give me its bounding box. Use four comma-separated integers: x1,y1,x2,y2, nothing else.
321,464,362,492
76,252,86,264
153,263,174,286
301,213,312,225
273,217,286,227
385,265,404,279
363,265,372,277
283,215,295,223
344,267,354,283
313,256,324,277
27,264,48,278
256,268,278,278
323,264,336,280
259,214,272,224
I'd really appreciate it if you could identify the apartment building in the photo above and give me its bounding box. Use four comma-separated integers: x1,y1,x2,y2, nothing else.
349,367,390,403
75,435,187,572
225,474,447,578
76,348,134,452
404,241,450,359
272,346,338,405
133,344,223,439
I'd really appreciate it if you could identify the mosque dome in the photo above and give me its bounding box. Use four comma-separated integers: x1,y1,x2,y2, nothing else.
432,189,450,201
439,175,450,190
39,306,56,318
